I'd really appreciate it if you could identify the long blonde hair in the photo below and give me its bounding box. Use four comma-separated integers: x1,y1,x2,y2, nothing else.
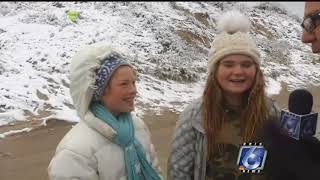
203,61,269,160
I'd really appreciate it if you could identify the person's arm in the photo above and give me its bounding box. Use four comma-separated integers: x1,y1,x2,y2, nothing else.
261,100,320,180
167,110,196,180
48,149,99,180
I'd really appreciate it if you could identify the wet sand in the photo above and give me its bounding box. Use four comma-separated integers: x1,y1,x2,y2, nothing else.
0,85,319,180
0,110,179,180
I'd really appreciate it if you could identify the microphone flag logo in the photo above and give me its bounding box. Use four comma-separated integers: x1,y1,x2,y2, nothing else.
280,110,318,140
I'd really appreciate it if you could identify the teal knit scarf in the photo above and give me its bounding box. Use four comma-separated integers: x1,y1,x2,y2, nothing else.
90,102,161,180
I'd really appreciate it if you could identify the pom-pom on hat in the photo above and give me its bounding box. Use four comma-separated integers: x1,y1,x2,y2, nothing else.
208,10,261,74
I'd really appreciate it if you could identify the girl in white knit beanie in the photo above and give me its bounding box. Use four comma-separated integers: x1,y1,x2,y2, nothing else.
168,10,280,180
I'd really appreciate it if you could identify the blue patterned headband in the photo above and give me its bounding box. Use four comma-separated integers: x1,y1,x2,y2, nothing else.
92,52,131,102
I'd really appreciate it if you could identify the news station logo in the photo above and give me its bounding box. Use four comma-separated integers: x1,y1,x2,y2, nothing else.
237,142,267,174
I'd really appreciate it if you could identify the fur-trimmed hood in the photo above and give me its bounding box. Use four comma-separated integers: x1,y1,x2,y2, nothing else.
69,43,122,119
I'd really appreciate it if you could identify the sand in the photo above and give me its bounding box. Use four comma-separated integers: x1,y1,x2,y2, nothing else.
0,85,319,180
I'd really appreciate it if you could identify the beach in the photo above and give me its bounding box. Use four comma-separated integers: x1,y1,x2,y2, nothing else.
0,85,319,180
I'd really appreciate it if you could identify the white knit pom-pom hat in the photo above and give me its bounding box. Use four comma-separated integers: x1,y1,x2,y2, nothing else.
208,10,260,74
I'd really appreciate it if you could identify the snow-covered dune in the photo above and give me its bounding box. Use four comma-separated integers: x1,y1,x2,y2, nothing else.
0,2,319,126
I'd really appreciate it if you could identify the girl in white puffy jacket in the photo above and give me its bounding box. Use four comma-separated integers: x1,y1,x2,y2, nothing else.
48,43,162,180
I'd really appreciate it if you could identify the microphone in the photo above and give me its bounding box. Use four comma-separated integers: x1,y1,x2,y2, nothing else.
235,89,318,175
280,89,318,140
260,89,320,180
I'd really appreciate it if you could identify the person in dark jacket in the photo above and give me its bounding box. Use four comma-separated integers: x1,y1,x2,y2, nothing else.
262,2,320,180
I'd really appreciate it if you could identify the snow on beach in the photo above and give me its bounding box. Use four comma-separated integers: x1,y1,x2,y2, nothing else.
0,2,319,131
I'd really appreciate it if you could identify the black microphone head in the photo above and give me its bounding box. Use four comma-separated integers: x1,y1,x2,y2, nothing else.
288,89,313,115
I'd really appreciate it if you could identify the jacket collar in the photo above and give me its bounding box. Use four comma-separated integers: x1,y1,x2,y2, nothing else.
83,111,116,140
190,98,206,134
191,97,279,135
82,110,145,141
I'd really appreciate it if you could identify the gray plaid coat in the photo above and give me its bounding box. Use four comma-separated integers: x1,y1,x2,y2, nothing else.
167,98,281,180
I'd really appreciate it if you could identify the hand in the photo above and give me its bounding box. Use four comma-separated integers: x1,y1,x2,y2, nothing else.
260,121,320,180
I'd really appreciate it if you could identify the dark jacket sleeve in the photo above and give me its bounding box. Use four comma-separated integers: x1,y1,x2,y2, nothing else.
263,99,320,180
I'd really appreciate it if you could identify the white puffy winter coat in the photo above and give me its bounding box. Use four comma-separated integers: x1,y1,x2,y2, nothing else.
48,44,162,180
